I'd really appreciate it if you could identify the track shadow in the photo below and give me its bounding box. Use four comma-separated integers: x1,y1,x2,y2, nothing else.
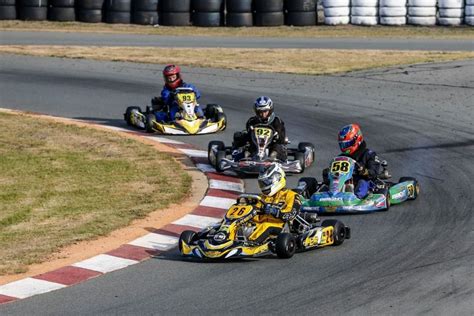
382,139,474,154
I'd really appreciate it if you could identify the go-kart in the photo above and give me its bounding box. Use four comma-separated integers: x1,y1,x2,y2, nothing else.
297,156,420,214
124,87,226,135
208,124,315,174
179,194,350,259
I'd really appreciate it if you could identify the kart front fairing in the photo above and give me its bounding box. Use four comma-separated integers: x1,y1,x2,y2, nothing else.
302,191,388,213
218,157,303,174
151,117,225,135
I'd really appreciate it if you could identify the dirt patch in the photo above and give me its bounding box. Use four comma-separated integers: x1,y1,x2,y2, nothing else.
1,46,474,75
0,109,207,285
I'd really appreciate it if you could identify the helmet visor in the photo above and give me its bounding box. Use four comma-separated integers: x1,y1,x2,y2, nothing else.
339,137,357,151
165,74,178,83
258,173,281,193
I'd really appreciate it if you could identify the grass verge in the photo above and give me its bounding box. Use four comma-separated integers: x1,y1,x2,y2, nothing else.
1,45,473,75
1,21,474,40
0,111,191,275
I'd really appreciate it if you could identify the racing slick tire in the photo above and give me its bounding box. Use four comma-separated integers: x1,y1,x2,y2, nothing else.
297,177,318,198
294,151,306,173
124,106,141,126
399,177,419,200
208,140,225,165
179,230,196,254
298,142,315,166
380,188,391,211
145,113,156,133
275,233,296,258
321,219,346,246
215,150,227,172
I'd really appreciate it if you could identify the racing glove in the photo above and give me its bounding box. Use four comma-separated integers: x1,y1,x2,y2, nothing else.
264,204,281,218
358,165,369,177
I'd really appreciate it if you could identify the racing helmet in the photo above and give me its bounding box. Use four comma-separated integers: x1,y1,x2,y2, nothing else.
338,123,364,155
254,96,275,124
258,163,286,197
163,64,182,90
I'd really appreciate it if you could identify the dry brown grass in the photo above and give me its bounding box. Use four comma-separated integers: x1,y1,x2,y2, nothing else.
0,111,191,275
1,21,474,39
1,45,473,75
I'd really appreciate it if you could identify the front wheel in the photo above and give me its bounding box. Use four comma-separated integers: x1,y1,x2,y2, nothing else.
124,106,141,126
145,113,156,133
215,150,227,172
321,219,346,246
275,233,296,258
178,230,196,254
297,177,318,198
208,141,225,165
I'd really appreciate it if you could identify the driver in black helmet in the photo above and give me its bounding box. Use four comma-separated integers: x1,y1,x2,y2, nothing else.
232,96,287,161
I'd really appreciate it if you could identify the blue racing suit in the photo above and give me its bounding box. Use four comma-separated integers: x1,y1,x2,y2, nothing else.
155,82,203,122
340,141,382,199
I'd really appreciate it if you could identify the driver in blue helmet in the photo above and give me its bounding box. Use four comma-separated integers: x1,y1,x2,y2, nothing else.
232,96,287,161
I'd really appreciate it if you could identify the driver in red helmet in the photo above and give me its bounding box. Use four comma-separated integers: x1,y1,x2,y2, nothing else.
337,123,382,199
152,64,204,122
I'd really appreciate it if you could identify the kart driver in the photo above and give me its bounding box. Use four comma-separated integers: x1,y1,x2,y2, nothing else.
251,164,301,243
337,123,382,199
232,96,287,161
151,64,205,122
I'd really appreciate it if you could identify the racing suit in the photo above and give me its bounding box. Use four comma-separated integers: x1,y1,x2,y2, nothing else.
250,189,301,243
153,82,204,122
233,116,287,161
340,141,382,199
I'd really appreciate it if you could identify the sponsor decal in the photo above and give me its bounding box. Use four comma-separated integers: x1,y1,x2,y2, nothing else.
319,197,343,202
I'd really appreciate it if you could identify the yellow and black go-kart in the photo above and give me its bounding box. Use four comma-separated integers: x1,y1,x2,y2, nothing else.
124,88,226,135
179,194,351,260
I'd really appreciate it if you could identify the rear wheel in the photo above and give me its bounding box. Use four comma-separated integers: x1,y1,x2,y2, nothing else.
295,151,306,173
321,219,346,246
275,233,296,258
297,177,318,198
298,142,315,167
215,150,227,172
399,177,419,200
178,230,196,254
124,106,141,126
208,141,225,165
145,113,156,133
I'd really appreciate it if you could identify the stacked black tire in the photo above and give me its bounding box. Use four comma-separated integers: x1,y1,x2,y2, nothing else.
132,0,158,25
192,0,224,26
48,0,75,21
0,0,16,19
105,0,131,23
254,0,284,26
76,0,104,23
225,0,252,26
160,0,191,25
284,0,317,25
18,0,47,20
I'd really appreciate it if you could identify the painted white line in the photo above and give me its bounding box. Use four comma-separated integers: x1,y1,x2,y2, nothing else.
128,233,179,251
195,163,216,173
200,196,236,209
100,125,131,132
209,179,244,192
178,149,208,158
172,214,220,229
0,278,66,299
72,254,138,274
143,136,185,145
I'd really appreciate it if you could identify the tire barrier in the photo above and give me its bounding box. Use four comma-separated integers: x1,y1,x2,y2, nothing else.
192,0,224,27
438,0,464,25
76,0,103,22
351,0,379,25
407,0,436,25
18,0,47,20
284,0,317,26
379,0,407,25
323,0,350,25
48,0,74,21
254,0,284,26
0,0,16,19
105,0,131,23
466,0,474,25
132,0,158,25
160,0,190,25
225,0,252,26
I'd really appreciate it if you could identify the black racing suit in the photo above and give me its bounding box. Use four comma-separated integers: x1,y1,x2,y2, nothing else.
233,115,287,161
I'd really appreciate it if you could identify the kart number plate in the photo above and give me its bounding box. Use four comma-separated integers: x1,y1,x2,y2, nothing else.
255,127,272,137
330,161,350,174
226,205,253,220
177,93,196,103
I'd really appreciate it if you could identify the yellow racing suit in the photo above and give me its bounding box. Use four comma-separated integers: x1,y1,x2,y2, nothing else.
249,189,301,243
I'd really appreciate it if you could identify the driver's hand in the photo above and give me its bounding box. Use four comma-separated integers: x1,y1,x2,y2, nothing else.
358,165,369,176
175,112,183,120
264,205,281,218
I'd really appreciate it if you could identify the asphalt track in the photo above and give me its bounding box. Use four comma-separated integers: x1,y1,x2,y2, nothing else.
0,54,473,315
1,31,474,51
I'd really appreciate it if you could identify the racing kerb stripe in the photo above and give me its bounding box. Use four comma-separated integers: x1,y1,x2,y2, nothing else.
0,112,244,305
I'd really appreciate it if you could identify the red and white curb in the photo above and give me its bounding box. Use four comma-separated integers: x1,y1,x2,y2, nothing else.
0,120,244,305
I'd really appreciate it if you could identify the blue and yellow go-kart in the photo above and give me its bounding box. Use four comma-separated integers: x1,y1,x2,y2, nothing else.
297,156,420,214
124,88,226,135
